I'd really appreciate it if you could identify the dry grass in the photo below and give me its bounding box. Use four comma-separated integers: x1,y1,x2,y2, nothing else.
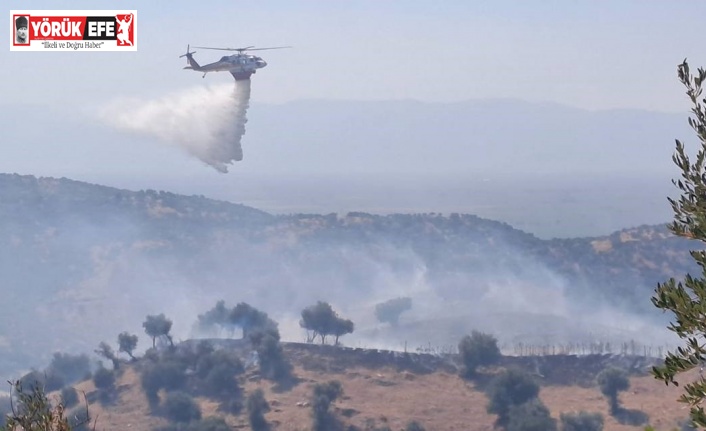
63,349,696,431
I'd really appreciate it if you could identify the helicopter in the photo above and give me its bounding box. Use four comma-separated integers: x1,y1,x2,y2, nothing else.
180,44,291,81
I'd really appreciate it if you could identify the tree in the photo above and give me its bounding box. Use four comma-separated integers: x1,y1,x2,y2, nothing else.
246,389,270,431
560,411,604,431
487,368,540,428
652,60,706,427
230,302,279,340
143,314,174,348
458,331,501,378
300,301,354,345
332,318,354,345
117,332,138,360
375,297,412,326
596,367,629,414
94,341,120,370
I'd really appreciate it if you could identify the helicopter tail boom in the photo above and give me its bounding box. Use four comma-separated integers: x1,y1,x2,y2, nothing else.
179,45,201,70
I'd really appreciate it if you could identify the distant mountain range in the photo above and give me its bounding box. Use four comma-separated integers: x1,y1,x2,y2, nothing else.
0,173,695,379
0,98,690,178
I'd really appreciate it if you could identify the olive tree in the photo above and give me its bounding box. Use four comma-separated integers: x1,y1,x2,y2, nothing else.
117,332,138,360
300,301,354,345
458,330,501,378
596,368,629,415
143,313,173,348
651,60,706,427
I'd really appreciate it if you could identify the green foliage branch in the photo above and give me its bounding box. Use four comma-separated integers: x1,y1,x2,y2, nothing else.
652,60,706,427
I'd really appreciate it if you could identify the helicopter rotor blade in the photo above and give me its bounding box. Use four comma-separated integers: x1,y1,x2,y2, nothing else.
244,46,292,51
192,46,252,51
191,45,291,52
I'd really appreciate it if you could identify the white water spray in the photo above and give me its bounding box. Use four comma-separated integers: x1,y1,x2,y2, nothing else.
101,80,252,173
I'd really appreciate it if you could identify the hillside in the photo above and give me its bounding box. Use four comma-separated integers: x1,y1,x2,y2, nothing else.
0,173,699,380
53,340,689,431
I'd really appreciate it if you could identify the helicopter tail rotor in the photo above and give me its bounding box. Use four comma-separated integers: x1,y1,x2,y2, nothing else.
179,44,197,63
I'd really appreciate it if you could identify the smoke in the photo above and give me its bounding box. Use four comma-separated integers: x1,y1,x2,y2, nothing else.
101,81,252,173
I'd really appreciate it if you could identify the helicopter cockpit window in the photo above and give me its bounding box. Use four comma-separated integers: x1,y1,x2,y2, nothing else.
220,56,229,62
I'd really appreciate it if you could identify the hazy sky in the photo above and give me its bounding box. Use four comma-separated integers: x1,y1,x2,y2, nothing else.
2,0,705,212
3,1,706,111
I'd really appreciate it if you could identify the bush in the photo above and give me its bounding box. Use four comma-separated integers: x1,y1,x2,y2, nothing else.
61,386,79,408
311,381,343,431
153,416,231,431
458,330,501,378
405,421,426,431
560,411,604,431
163,391,202,423
141,360,187,406
246,388,270,431
204,364,239,397
93,367,115,390
195,349,243,380
257,334,292,383
505,398,557,431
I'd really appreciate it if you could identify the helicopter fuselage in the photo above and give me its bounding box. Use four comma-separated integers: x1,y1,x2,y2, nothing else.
184,53,267,80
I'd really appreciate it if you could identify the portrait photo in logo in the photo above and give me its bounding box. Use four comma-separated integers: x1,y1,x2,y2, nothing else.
15,15,29,44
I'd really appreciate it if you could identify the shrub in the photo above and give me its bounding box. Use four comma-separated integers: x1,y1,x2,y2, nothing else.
311,380,343,431
458,330,501,378
487,368,540,428
141,360,187,406
163,391,202,423
204,364,239,397
405,421,426,431
560,411,604,431
246,388,270,431
257,334,292,383
93,367,115,390
153,416,231,431
195,349,243,380
505,398,557,431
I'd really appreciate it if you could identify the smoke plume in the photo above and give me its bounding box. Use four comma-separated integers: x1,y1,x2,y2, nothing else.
101,81,251,173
